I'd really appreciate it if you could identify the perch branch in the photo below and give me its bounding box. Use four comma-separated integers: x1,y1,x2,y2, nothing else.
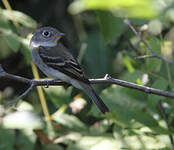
1,65,174,100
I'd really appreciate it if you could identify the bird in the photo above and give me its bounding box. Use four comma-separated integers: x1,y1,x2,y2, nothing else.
30,26,109,114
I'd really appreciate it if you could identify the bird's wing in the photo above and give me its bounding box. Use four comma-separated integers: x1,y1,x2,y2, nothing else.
38,45,89,83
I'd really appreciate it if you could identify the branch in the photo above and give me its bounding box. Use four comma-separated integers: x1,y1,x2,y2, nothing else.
124,19,174,65
1,65,174,100
136,55,156,59
158,101,174,150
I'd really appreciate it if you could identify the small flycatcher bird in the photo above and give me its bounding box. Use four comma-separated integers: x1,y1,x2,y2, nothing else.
30,27,109,114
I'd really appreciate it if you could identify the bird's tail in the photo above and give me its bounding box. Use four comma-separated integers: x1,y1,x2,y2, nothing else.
79,82,109,114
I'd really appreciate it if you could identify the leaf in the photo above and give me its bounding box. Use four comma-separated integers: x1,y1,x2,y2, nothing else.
149,37,161,56
3,110,44,130
83,32,112,77
91,83,147,122
96,11,126,44
44,143,64,150
148,79,168,109
0,28,20,52
52,112,87,131
130,110,158,127
20,37,32,64
44,86,72,107
148,19,162,35
16,129,36,150
0,127,15,150
0,28,32,63
114,126,170,149
67,136,117,150
69,0,159,18
90,71,169,133
145,37,162,72
0,8,37,28
3,33,20,52
123,56,135,73
0,14,11,29
0,37,12,59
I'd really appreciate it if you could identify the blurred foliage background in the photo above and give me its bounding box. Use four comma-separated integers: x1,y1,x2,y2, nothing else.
1,0,174,149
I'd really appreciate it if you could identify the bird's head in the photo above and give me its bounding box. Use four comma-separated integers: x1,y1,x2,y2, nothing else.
30,26,64,49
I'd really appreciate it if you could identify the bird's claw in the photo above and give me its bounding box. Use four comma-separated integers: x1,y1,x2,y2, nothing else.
104,74,111,80
44,81,49,88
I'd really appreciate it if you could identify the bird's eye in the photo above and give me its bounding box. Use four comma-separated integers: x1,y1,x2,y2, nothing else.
42,31,51,37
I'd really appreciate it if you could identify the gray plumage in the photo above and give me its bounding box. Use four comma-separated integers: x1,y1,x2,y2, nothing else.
30,27,109,114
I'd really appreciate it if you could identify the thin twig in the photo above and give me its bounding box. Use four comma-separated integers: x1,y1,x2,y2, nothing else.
18,82,35,99
158,101,174,150
137,55,155,59
1,65,174,99
124,19,174,65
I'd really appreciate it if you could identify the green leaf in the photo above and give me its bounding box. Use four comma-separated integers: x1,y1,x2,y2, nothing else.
0,15,11,29
91,82,146,120
149,37,161,56
0,28,32,63
96,11,126,44
20,38,32,64
44,86,72,107
0,28,20,52
43,143,64,150
52,112,87,131
0,8,37,28
130,110,158,127
0,37,13,59
145,37,162,72
69,0,159,18
148,79,168,109
84,32,112,77
0,127,15,150
3,33,20,52
123,56,135,73
15,130,36,150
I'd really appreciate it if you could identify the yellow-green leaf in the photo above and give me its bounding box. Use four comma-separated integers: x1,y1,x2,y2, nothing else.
69,0,159,18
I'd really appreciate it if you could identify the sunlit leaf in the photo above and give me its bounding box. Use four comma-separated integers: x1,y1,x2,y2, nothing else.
69,0,159,18
123,56,135,73
148,19,162,35
3,110,44,130
67,136,117,150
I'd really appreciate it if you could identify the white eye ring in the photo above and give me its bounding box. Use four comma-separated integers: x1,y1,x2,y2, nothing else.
42,30,51,37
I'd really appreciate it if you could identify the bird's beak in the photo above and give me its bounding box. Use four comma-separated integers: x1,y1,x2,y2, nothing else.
56,32,65,38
